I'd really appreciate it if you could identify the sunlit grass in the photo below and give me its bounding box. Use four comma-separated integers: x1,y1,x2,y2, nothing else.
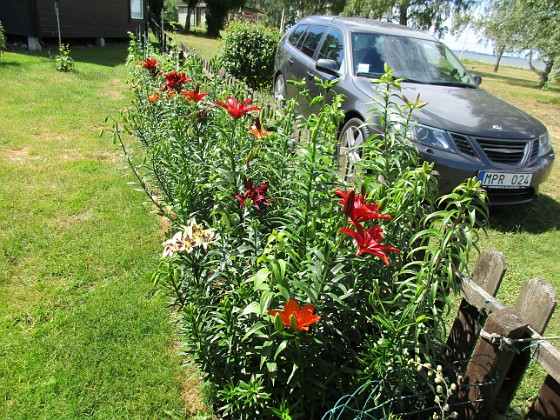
168,28,222,59
0,46,209,418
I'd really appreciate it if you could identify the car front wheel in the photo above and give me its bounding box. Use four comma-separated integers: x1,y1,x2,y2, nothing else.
274,74,286,103
338,117,372,180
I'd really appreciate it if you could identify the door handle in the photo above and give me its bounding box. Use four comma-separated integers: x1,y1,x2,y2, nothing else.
288,58,294,65
306,71,315,79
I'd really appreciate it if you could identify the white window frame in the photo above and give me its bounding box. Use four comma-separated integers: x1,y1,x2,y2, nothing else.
130,0,144,20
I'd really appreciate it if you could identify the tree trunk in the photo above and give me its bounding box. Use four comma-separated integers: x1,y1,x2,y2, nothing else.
399,1,408,26
185,8,192,33
493,46,505,73
539,58,554,88
528,52,554,88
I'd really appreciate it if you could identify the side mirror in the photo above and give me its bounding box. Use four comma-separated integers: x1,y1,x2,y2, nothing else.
472,74,482,86
316,58,339,75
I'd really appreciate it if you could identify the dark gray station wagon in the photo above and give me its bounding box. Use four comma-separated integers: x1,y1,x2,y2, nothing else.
273,16,555,205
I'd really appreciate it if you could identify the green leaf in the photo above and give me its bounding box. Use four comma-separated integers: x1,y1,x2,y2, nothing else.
241,301,261,316
242,321,266,341
250,267,271,291
273,340,288,360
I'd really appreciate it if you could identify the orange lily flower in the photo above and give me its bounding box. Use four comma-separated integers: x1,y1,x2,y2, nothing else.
142,58,158,76
335,189,393,223
214,96,260,119
339,221,399,265
248,116,270,139
148,93,160,102
164,71,192,93
182,82,209,103
268,298,321,332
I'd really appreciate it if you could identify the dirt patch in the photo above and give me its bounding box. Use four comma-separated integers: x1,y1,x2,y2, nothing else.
102,78,127,100
5,146,40,162
92,151,120,163
32,132,72,141
181,365,211,416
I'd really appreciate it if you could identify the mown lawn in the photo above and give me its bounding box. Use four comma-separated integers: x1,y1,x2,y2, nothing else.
0,45,207,418
168,28,221,59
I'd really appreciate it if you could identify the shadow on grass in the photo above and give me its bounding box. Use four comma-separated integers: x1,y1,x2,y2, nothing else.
489,194,560,234
0,60,21,67
474,70,560,95
5,43,129,67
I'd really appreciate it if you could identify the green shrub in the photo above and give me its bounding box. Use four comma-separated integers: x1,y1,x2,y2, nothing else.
51,43,74,72
218,19,280,90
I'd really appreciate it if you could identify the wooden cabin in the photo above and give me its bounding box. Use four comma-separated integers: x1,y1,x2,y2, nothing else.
0,0,147,50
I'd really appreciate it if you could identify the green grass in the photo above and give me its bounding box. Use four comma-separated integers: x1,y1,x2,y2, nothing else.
0,46,208,418
167,28,222,59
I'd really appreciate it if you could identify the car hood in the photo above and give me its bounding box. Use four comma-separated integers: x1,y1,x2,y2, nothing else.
352,78,545,139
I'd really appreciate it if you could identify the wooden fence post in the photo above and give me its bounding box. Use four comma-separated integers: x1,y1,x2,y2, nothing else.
446,249,506,361
456,308,531,420
518,279,559,419
527,374,560,419
492,279,557,414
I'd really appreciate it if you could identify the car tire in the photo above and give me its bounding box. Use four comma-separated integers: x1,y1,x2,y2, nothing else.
338,117,372,180
274,73,286,103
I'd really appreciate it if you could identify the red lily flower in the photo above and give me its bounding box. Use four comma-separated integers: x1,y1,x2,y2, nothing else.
335,189,393,223
214,96,260,119
339,221,400,265
248,116,270,139
164,71,192,92
268,298,321,332
182,82,209,103
235,178,273,210
142,58,158,76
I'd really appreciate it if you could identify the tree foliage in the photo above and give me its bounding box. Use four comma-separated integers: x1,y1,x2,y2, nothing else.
147,0,165,20
245,0,346,30
473,0,559,87
343,0,475,36
205,0,246,37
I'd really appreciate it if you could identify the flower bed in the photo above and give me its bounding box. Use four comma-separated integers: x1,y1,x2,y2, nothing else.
115,36,488,418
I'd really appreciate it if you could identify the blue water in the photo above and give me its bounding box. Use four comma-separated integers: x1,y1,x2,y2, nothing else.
452,50,545,71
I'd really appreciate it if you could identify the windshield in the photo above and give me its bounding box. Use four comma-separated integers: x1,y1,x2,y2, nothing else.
351,33,476,87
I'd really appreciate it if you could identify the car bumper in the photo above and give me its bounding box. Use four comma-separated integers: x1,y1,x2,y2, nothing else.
418,147,555,205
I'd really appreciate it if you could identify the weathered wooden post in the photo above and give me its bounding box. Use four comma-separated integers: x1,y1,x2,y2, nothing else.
490,278,557,414
446,248,506,361
456,308,532,419
520,279,559,419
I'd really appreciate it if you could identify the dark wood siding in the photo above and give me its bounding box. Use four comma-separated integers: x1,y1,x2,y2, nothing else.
0,0,36,36
36,0,146,39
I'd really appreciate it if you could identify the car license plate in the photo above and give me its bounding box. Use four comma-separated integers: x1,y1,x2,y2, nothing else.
477,172,532,189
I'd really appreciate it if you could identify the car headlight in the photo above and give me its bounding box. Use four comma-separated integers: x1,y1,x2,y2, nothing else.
539,131,552,156
412,125,456,153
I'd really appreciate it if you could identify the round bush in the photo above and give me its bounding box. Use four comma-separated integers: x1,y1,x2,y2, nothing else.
219,20,280,90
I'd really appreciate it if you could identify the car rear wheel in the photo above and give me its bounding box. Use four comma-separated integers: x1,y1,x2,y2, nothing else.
274,74,286,103
338,117,372,180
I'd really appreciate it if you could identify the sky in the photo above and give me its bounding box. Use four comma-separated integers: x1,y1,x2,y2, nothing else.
442,28,495,55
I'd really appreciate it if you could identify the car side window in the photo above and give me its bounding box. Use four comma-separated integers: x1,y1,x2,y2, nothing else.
352,33,385,75
317,28,344,70
299,25,328,58
288,24,309,47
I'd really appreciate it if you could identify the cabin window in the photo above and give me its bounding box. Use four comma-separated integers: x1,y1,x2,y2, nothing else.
130,0,144,19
